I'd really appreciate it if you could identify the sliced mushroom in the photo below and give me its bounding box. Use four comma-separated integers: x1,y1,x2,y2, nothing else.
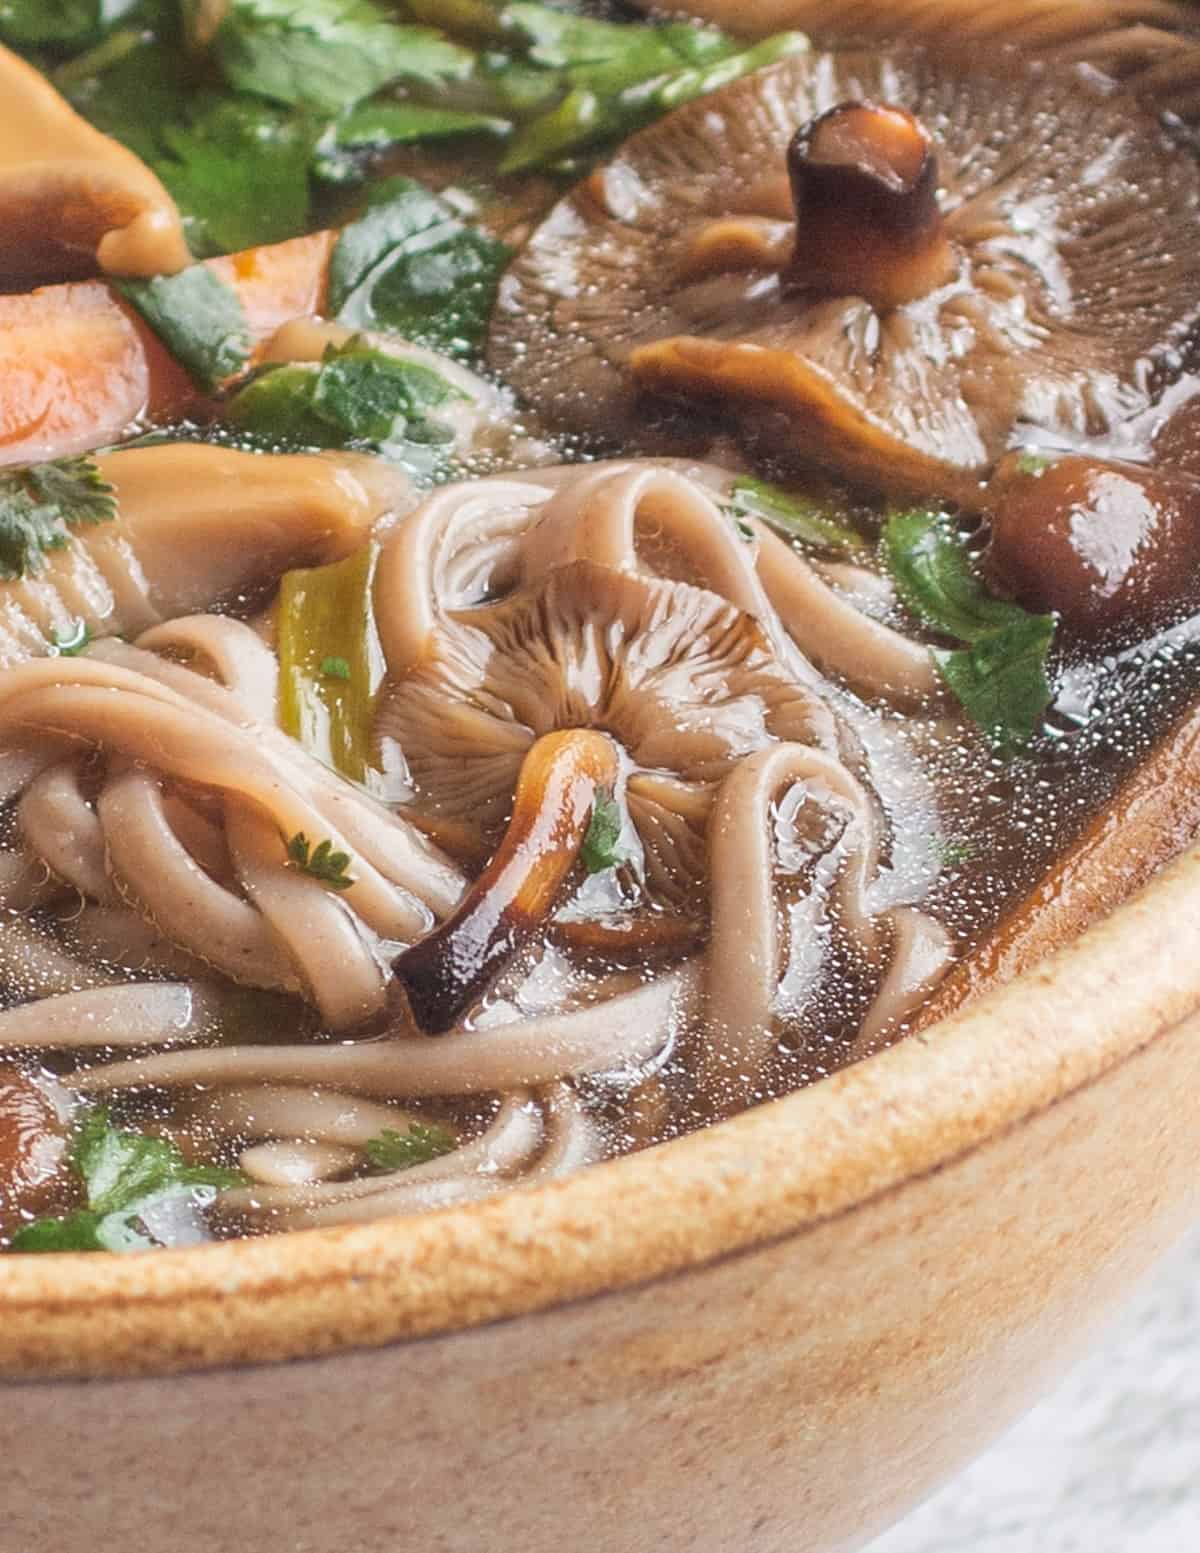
0,43,189,280
0,1066,70,1241
489,50,1200,500
0,444,412,666
392,729,620,1033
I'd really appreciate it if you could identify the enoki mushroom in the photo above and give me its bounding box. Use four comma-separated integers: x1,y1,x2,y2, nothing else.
0,461,952,1232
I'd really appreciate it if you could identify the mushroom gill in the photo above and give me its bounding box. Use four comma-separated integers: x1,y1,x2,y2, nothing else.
488,50,1200,500
0,43,189,280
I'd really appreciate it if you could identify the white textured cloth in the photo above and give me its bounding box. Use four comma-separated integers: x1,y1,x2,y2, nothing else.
870,1223,1200,1550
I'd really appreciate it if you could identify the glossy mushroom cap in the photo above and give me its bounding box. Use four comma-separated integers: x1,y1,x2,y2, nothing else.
489,50,1200,502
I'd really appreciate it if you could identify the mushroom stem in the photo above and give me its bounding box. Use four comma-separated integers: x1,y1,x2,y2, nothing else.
785,101,955,311
391,730,621,1034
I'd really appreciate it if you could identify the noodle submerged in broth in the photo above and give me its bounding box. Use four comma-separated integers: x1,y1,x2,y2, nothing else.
2,1,1200,1247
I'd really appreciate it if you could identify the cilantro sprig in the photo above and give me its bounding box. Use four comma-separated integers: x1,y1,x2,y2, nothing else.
287,831,355,889
364,1121,458,1171
580,787,627,876
0,456,117,581
881,509,1056,753
328,178,511,358
11,1107,242,1254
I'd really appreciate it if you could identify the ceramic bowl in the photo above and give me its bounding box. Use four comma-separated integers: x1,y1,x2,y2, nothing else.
5,838,1200,1553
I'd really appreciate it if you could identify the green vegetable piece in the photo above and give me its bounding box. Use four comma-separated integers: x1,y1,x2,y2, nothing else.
10,1106,242,1255
364,1121,458,1171
50,620,92,657
278,542,384,788
1015,451,1054,476
0,456,117,581
881,509,1056,751
580,787,626,875
286,831,355,889
0,0,143,49
321,655,351,680
329,177,510,357
116,266,251,392
314,101,508,184
728,476,865,554
226,337,462,468
498,18,808,173
215,0,472,115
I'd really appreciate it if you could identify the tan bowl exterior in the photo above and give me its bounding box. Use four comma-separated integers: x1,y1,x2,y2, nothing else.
5,840,1200,1551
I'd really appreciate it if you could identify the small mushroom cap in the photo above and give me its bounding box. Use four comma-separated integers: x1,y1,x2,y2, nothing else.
489,50,1200,499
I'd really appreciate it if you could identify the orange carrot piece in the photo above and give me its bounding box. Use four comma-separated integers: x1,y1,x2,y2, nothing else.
0,229,334,466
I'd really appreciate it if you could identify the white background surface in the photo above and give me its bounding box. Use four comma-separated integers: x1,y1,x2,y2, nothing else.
868,1223,1200,1551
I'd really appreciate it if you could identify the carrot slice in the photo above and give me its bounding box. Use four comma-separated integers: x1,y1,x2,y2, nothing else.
0,228,334,466
914,698,1200,1029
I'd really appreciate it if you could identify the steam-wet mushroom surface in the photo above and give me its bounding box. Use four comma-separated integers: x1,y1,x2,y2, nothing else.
4,0,1200,1249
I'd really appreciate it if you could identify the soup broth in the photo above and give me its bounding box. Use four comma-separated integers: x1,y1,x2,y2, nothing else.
1,0,1199,1250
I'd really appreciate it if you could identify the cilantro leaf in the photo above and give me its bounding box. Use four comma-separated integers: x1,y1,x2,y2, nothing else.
215,0,472,114
225,336,463,468
580,787,626,875
364,1121,458,1171
881,509,1056,752
320,654,351,680
497,15,808,172
313,101,508,185
27,455,117,528
116,266,252,392
10,1107,242,1255
286,831,355,889
329,177,510,357
0,457,117,581
728,476,865,554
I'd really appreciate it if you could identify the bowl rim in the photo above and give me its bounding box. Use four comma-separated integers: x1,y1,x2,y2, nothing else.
4,837,1200,1381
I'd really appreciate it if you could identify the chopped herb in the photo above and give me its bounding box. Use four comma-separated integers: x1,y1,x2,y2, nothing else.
215,0,472,115
0,0,147,50
733,517,755,542
1015,451,1054,476
581,787,626,875
10,1106,242,1254
225,335,463,468
364,1121,458,1171
728,476,865,554
497,16,808,172
313,101,508,185
328,177,511,357
320,654,352,680
286,831,355,889
115,266,251,392
50,620,92,657
0,456,117,581
881,509,1056,753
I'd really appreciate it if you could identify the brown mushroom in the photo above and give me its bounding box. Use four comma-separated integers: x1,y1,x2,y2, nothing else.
489,50,1200,501
0,444,412,667
0,43,189,280
392,729,620,1033
375,558,839,905
0,1066,69,1241
982,451,1200,644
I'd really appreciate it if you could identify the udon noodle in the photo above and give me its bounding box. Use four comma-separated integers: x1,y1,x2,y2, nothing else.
0,462,951,1232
